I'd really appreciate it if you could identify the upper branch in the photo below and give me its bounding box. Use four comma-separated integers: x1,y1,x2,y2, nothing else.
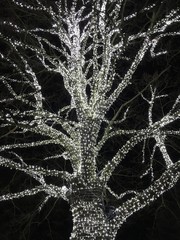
103,7,180,113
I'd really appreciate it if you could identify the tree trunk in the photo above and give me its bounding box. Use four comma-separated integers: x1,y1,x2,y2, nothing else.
70,199,117,240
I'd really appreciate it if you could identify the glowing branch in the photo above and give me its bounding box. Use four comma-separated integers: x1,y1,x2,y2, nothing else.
114,160,180,226
0,156,72,181
0,186,44,202
106,37,151,110
100,110,180,183
100,130,148,182
0,184,70,202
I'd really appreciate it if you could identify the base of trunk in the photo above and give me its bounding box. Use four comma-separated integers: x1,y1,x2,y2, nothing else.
70,199,117,240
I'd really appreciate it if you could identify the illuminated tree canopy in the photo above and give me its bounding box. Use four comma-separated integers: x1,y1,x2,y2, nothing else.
0,0,179,239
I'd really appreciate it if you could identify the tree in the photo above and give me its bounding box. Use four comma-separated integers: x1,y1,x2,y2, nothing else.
0,0,180,239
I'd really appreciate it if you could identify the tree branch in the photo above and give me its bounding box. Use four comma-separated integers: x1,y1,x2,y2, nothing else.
100,109,180,183
114,160,180,226
0,184,70,202
0,156,72,181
